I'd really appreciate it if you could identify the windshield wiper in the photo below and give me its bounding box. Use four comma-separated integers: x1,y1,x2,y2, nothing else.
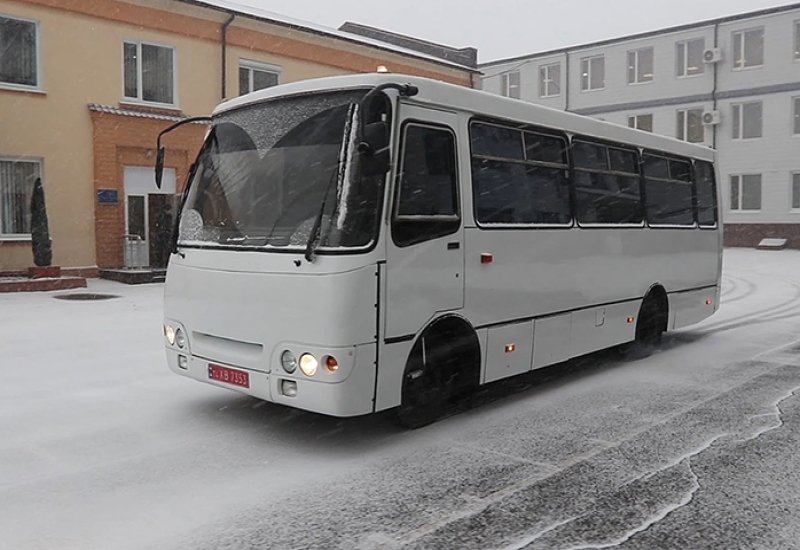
304,104,357,262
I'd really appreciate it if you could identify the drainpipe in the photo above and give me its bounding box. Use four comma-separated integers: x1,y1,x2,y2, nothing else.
564,51,570,112
221,14,235,101
712,22,719,150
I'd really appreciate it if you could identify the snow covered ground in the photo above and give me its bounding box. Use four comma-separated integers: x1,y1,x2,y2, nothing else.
2,248,800,549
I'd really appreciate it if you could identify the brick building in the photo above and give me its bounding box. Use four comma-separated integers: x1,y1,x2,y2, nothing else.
0,0,477,274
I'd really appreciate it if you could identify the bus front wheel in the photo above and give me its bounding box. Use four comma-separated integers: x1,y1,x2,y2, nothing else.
396,318,480,429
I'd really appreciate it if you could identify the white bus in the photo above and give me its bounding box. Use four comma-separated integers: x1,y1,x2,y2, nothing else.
159,74,721,427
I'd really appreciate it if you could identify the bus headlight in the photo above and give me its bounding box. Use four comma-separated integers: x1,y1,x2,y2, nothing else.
281,350,298,374
298,353,318,377
175,329,186,349
165,324,176,346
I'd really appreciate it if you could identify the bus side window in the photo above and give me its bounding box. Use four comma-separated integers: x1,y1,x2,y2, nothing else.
643,154,695,227
695,160,718,227
392,124,460,247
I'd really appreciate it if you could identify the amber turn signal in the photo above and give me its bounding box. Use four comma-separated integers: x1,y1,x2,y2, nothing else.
325,356,339,373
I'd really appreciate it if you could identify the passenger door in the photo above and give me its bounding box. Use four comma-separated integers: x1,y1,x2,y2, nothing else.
384,106,464,340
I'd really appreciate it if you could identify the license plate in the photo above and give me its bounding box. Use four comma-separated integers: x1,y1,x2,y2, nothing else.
208,364,250,388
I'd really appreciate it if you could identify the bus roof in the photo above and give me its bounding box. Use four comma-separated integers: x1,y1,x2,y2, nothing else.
215,74,715,162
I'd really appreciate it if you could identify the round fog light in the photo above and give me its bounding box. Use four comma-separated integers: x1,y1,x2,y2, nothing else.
178,355,188,369
281,350,298,373
298,353,318,377
165,325,176,346
175,328,186,349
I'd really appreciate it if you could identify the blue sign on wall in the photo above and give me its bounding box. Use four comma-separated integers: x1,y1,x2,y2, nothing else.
97,189,118,204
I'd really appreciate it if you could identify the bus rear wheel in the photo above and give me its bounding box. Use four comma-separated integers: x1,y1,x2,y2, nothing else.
628,290,668,357
396,318,480,429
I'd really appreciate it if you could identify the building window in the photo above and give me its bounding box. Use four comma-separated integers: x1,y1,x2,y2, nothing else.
539,63,560,97
677,109,704,143
732,28,764,69
238,61,280,95
627,114,653,132
792,173,800,210
730,174,762,211
732,102,763,139
676,38,705,77
123,41,175,105
0,159,40,236
501,71,521,99
0,15,38,88
581,56,605,91
794,97,800,135
627,47,654,84
794,21,800,60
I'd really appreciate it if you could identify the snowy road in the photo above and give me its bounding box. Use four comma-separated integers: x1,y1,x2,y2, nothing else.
3,248,800,549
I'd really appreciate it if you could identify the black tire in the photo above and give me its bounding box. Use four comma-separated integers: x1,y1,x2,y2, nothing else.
396,344,444,429
627,294,666,358
396,320,480,429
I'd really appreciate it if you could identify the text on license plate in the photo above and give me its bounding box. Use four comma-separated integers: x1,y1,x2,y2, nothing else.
208,364,250,388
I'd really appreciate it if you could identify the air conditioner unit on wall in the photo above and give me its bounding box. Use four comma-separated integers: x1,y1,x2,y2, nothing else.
702,110,721,125
703,48,723,64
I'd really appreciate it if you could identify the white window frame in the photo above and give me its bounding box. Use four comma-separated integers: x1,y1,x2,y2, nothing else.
627,114,653,132
122,39,178,107
676,38,705,78
238,59,281,95
501,71,521,99
791,172,800,212
0,156,43,240
731,101,763,140
539,63,560,98
729,174,762,211
581,55,605,92
676,108,705,143
0,13,42,92
627,47,654,84
732,27,765,70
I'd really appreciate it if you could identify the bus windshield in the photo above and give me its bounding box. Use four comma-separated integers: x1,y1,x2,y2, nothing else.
178,90,384,251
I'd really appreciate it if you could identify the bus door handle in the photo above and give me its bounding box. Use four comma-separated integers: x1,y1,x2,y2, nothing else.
447,242,460,250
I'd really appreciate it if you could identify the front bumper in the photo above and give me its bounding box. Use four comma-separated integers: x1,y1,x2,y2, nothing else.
166,343,377,417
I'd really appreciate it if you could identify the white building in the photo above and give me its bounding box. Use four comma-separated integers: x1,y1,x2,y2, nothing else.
480,3,800,248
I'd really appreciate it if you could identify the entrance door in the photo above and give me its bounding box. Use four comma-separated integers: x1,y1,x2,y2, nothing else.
123,166,176,268
384,106,465,339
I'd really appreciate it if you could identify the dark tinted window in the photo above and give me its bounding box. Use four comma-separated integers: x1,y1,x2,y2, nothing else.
609,149,638,174
572,140,643,224
642,155,669,179
473,160,570,224
669,160,692,182
695,161,718,227
572,141,608,170
524,132,567,164
470,123,524,159
393,124,459,246
471,122,571,226
643,153,695,226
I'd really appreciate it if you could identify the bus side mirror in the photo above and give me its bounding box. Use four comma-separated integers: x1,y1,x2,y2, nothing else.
357,121,390,177
155,147,166,189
